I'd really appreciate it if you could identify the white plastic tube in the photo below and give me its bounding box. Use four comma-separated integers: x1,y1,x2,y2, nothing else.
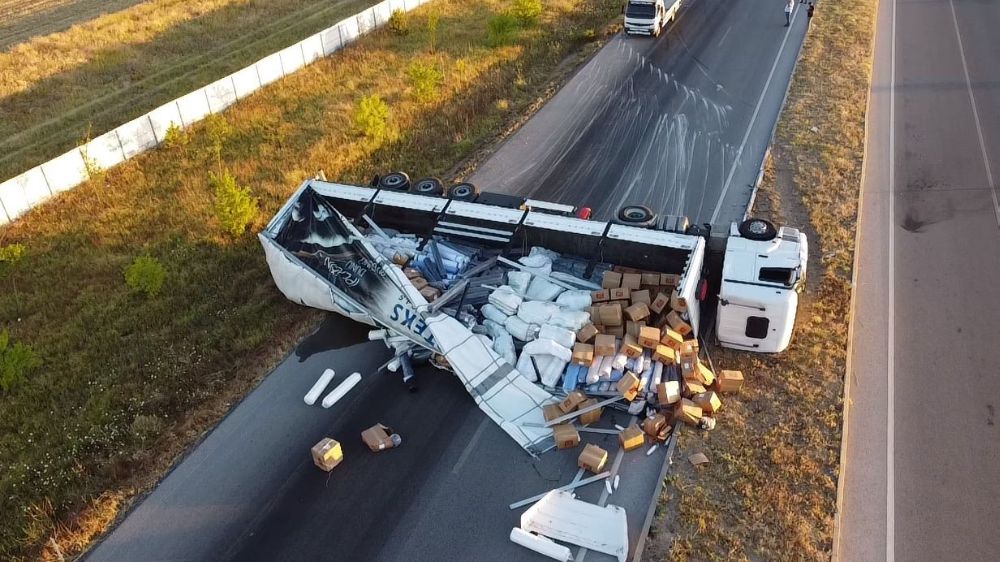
321,372,362,408
509,528,573,562
304,369,335,406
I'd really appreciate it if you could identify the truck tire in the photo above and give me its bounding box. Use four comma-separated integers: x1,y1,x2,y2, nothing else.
448,182,480,201
738,218,778,241
378,171,410,191
614,205,657,228
410,177,445,196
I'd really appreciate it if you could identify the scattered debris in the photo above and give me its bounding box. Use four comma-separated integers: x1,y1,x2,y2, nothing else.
579,444,609,473
605,480,613,495
321,372,362,409
362,423,401,452
311,438,343,472
613,474,620,490
304,369,335,406
646,444,659,456
508,471,612,510
520,490,628,562
688,452,710,467
509,527,574,561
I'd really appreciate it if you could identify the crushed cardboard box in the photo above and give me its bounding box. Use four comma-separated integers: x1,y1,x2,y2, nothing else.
577,324,599,343
693,391,723,415
543,403,563,422
643,414,667,437
362,423,399,452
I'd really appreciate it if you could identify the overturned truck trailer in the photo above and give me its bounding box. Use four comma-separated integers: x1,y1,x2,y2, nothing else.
260,178,802,452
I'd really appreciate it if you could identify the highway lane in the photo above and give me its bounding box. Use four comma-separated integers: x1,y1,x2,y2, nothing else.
836,0,1000,559
86,1,812,560
472,0,808,227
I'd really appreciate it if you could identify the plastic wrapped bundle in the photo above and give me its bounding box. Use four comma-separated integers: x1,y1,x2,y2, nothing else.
611,352,628,371
482,303,509,324
517,301,560,324
483,319,517,366
518,254,553,276
598,355,614,381
548,309,590,331
563,364,585,393
555,290,592,310
525,277,563,301
539,325,576,349
489,286,522,315
508,271,532,294
505,315,539,342
586,356,602,384
528,247,560,262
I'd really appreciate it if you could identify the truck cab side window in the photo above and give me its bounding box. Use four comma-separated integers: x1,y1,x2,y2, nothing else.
745,316,770,339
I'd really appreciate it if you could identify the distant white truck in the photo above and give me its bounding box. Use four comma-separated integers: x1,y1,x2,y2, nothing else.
623,0,680,37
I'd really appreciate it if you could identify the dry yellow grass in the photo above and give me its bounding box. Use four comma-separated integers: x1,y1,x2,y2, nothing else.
0,1,620,559
646,1,878,560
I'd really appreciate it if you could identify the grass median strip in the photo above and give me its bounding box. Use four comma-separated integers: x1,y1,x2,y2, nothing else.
0,0,622,559
645,2,878,561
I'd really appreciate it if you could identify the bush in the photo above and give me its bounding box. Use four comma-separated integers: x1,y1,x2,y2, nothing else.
388,9,409,35
511,0,543,25
204,114,235,160
124,256,166,297
353,94,392,141
0,330,41,393
211,170,258,237
487,13,519,47
0,243,25,264
162,123,189,149
407,61,444,103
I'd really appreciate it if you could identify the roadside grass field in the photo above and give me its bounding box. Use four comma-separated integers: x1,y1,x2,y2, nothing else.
0,0,621,559
646,1,878,560
0,0,147,49
0,0,381,182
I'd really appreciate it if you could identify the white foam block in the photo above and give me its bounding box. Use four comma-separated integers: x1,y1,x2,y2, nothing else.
204,76,238,113
41,149,89,194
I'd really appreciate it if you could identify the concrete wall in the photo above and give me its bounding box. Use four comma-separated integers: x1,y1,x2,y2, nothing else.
0,0,430,226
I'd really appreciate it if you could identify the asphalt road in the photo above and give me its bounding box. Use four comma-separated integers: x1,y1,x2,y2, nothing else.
472,0,808,227
835,0,1000,559
85,1,811,560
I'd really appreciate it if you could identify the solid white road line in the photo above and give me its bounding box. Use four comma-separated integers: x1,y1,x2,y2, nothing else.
717,25,732,47
887,0,897,557
948,0,1000,228
710,6,799,224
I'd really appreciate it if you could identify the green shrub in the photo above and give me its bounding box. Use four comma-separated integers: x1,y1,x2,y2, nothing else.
388,9,409,35
353,94,392,141
0,243,25,264
204,114,235,160
210,170,258,237
407,61,444,103
511,0,543,25
0,330,41,393
162,122,189,149
487,14,519,47
124,256,166,297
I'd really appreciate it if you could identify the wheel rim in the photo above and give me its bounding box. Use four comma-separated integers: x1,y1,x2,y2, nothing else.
748,220,767,235
384,175,404,187
624,207,647,221
452,185,471,198
415,181,436,192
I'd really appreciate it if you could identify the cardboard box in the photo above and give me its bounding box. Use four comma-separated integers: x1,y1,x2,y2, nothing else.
311,438,344,472
594,334,616,357
675,399,703,425
666,310,692,336
602,271,623,289
610,300,630,310
624,302,650,322
572,343,595,365
631,289,651,306
619,425,645,451
362,423,398,452
543,403,564,422
693,391,722,415
657,381,681,405
577,324,599,343
680,339,700,354
620,333,643,358
626,320,642,338
552,424,581,449
643,414,667,436
641,272,661,286
587,306,600,320
670,290,688,313
653,344,676,364
649,292,670,314
578,398,603,425
717,370,745,393
410,277,428,290
403,267,422,279
606,325,625,338
694,362,716,386
578,444,608,473
599,304,623,327
638,325,660,348
617,372,641,401
660,328,685,351
559,390,588,413
621,273,642,290
660,273,680,286
609,287,631,301
683,380,706,397
593,323,606,334
591,289,610,303
614,266,642,273
419,286,441,301
680,348,699,378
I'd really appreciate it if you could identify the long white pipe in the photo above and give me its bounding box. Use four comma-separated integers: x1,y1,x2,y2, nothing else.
509,528,573,561
321,372,362,408
304,369,335,406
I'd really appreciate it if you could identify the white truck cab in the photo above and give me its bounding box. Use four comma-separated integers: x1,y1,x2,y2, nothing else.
624,0,679,37
716,219,809,353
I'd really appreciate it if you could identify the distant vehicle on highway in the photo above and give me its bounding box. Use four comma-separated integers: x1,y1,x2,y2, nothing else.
623,0,680,37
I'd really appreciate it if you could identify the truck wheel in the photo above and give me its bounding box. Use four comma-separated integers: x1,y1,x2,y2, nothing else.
378,171,410,191
738,218,778,241
411,177,445,196
615,205,657,228
448,182,480,201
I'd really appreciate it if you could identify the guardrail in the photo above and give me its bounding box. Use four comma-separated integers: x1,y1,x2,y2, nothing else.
0,0,430,226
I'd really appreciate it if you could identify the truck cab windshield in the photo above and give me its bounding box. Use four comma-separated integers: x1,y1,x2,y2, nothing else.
626,2,656,18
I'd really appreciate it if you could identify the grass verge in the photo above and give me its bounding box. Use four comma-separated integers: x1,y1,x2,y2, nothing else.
645,2,878,561
0,0,621,559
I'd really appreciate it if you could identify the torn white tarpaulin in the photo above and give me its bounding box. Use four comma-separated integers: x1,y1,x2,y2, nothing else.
521,490,628,562
425,314,554,454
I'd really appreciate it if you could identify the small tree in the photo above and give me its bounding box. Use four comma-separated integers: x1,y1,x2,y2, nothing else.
124,256,166,297
353,95,392,141
511,0,543,25
388,9,409,35
162,122,189,149
211,170,258,237
407,61,443,103
0,330,41,393
487,14,519,47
